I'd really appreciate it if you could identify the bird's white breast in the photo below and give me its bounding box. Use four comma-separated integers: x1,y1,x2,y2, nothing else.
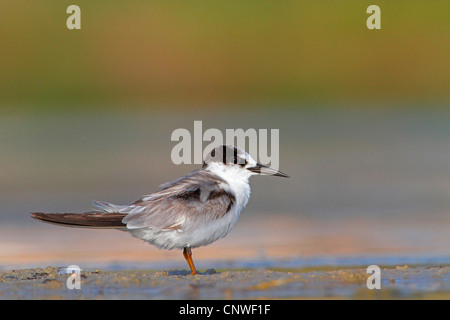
206,162,252,216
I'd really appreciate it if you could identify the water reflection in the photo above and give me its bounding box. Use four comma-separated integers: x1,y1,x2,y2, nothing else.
1,108,449,268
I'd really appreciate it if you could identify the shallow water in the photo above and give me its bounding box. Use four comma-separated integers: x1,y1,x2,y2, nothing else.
1,108,450,287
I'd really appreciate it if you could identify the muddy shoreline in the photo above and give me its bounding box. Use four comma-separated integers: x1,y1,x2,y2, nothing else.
1,265,449,299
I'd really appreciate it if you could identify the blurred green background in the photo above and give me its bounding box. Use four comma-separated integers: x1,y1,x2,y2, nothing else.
0,1,448,111
1,1,450,269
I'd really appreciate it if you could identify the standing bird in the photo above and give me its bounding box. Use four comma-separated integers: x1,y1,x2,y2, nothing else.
31,145,289,275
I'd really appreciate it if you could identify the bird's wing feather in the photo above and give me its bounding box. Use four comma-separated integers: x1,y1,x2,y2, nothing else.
122,170,235,231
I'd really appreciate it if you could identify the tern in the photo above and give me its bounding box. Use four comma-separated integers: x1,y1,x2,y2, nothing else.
31,145,289,275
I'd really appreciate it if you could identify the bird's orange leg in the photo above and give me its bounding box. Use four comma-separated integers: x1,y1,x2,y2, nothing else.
183,247,197,275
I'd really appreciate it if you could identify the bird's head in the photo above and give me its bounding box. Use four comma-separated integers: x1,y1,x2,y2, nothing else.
202,145,289,179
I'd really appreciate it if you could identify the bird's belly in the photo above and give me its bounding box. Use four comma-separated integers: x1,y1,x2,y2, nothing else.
128,204,242,250
183,214,237,248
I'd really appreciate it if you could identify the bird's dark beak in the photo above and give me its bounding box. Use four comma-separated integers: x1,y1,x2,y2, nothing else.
248,163,290,178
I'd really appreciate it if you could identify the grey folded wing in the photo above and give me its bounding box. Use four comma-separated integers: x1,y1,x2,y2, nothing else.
122,170,235,232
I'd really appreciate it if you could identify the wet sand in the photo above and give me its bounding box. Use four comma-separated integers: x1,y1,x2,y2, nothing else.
3,214,450,299
1,265,449,299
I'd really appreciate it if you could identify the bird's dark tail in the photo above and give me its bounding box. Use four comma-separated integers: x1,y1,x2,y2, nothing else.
31,212,127,229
